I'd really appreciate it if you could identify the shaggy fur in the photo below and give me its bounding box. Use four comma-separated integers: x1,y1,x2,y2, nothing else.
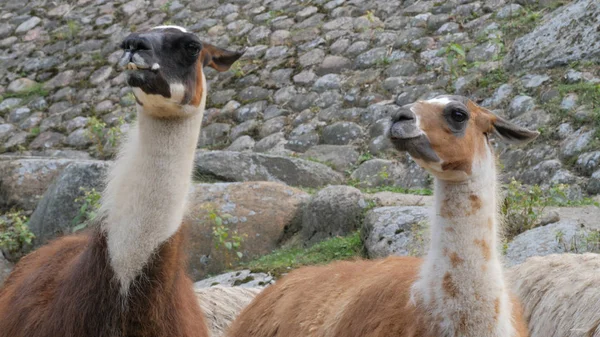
196,286,262,337
0,224,208,337
510,253,600,337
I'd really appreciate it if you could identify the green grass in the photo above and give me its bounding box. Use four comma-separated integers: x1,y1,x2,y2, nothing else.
0,83,48,102
557,82,600,137
355,184,433,196
245,232,363,277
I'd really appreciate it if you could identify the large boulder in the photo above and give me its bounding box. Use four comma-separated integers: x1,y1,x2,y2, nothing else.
362,206,430,258
0,157,75,211
195,151,344,188
350,159,430,189
301,145,359,172
194,270,274,288
184,181,309,280
28,161,110,246
301,185,366,245
505,220,597,266
505,0,600,69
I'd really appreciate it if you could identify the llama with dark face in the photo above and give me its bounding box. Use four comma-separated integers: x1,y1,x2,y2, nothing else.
0,26,243,337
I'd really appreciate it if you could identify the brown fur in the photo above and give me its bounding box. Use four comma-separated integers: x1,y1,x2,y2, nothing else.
0,222,208,337
190,60,204,107
227,257,527,337
415,100,494,175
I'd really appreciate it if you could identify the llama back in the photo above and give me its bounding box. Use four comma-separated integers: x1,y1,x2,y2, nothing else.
509,253,600,337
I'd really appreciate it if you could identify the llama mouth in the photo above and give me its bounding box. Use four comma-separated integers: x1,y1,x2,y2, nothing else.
391,135,440,163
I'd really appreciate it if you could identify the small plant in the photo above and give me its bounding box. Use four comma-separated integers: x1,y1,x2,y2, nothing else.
501,179,568,240
357,152,373,164
210,210,246,268
86,116,124,158
229,62,245,78
556,229,600,253
29,127,41,137
441,43,468,80
72,187,102,232
0,210,35,258
3,83,49,101
160,1,172,13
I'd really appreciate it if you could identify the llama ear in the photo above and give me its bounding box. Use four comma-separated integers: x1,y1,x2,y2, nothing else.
200,43,244,72
491,116,540,145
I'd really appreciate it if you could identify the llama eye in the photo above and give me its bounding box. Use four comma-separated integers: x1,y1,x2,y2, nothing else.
451,109,468,123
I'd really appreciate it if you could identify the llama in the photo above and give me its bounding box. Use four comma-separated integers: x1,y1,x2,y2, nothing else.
0,26,243,337
227,95,537,337
509,253,600,337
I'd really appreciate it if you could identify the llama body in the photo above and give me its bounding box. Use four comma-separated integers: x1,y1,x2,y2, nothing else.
0,26,243,337
227,96,535,337
510,253,600,337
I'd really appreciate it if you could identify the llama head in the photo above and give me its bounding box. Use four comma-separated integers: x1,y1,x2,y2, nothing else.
389,95,539,181
118,25,243,118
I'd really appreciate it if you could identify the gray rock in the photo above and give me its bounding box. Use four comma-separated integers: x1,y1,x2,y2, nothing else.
322,122,364,145
0,98,23,113
238,86,270,103
227,135,255,152
259,116,286,138
0,254,13,285
263,105,290,120
507,95,535,118
587,170,600,194
350,159,430,189
496,4,523,19
264,46,290,59
329,38,350,54
43,70,76,90
254,132,287,153
28,161,110,245
519,159,562,185
0,158,77,211
564,69,584,83
230,120,260,141
436,22,460,34
89,66,113,85
286,122,320,152
185,181,309,279
302,145,359,171
345,41,369,56
194,270,274,288
194,151,344,188
65,129,93,148
466,41,502,62
385,60,420,77
299,49,326,67
199,123,231,148
65,117,89,134
301,185,366,245
312,74,342,93
482,84,513,108
29,132,66,151
0,124,16,142
15,17,41,34
505,0,600,69
316,55,352,75
560,94,578,110
8,107,31,124
576,151,600,176
362,206,430,258
4,132,28,150
521,74,550,88
270,30,290,45
560,128,594,161
293,70,317,86
235,101,267,122
505,221,595,267
7,78,37,94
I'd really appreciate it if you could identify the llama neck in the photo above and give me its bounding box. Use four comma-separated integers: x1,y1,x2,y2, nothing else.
99,105,203,293
412,154,515,337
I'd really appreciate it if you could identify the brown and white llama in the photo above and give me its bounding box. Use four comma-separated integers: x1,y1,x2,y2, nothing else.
227,95,537,337
0,26,243,337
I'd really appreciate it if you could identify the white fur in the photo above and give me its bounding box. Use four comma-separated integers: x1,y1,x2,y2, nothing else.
425,96,452,106
411,143,517,337
170,83,186,103
152,25,187,32
509,253,600,337
100,73,207,292
152,63,160,70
